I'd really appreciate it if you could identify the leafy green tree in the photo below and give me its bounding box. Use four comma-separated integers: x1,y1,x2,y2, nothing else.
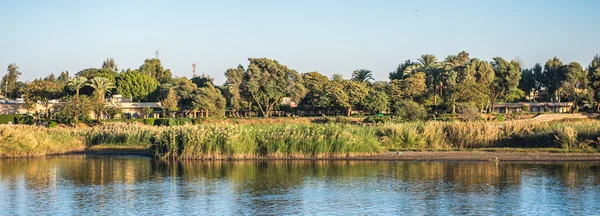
587,55,600,110
363,86,389,114
224,65,246,114
351,69,374,82
12,81,27,98
143,106,154,118
489,57,521,113
341,80,368,116
161,87,179,117
24,80,62,119
532,63,544,92
116,70,159,101
389,59,419,80
44,73,57,82
323,81,349,112
560,62,589,111
191,75,214,88
76,68,119,82
139,58,172,82
57,71,70,83
542,57,567,102
455,81,489,112
157,77,198,109
388,72,427,101
191,83,227,117
1,63,22,98
102,58,118,72
87,77,115,103
391,100,427,121
519,68,536,100
233,58,306,117
299,72,331,109
55,95,96,126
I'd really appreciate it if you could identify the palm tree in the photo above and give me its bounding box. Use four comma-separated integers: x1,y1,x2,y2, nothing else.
87,77,115,120
351,69,373,82
418,54,438,69
331,73,344,82
67,77,88,99
87,77,115,103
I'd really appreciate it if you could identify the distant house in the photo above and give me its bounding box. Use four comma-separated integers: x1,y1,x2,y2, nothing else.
106,95,162,119
281,97,297,108
493,102,573,113
0,95,162,119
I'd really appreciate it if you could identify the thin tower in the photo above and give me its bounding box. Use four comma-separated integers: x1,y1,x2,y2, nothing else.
192,63,197,77
155,49,159,59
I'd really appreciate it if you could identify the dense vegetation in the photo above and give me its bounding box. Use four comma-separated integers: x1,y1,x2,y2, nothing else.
2,53,600,124
0,125,84,157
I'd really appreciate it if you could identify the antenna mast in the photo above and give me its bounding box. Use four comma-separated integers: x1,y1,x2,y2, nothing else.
155,49,159,59
192,63,197,77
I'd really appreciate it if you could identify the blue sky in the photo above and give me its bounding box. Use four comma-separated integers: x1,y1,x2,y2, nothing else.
1,0,598,84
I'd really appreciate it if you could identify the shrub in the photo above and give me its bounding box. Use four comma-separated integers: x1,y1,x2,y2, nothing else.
522,104,531,113
0,114,20,124
458,107,481,121
154,118,174,126
144,118,155,126
174,118,192,126
363,116,390,124
48,121,58,128
391,100,427,121
494,114,506,122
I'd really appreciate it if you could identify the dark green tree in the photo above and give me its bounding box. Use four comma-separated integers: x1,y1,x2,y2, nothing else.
116,70,159,101
139,58,172,82
489,57,521,113
1,63,22,98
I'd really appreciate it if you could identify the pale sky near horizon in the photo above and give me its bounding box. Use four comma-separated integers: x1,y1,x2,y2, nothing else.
1,0,599,84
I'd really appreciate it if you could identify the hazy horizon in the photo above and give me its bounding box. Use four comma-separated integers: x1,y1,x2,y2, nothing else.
1,0,599,84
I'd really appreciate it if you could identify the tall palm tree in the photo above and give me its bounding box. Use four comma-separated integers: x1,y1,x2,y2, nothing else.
87,77,115,103
67,77,88,99
351,69,373,82
418,54,438,69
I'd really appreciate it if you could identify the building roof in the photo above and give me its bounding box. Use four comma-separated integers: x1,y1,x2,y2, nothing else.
108,102,162,109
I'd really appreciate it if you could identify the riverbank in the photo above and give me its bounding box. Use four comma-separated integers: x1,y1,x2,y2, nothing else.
69,145,600,161
3,119,600,159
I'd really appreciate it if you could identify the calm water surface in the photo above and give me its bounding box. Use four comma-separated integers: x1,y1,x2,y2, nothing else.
1,156,599,215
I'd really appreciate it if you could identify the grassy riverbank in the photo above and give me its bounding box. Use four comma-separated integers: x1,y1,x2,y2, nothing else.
2,119,600,159
0,125,85,157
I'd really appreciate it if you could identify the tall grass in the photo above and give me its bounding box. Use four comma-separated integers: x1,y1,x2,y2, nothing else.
374,120,600,150
152,124,383,159
0,125,85,157
81,123,161,146
3,119,600,159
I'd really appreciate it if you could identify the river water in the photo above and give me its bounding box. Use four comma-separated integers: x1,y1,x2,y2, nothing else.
1,155,599,215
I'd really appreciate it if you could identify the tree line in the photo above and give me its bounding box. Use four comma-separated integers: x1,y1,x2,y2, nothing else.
1,51,600,121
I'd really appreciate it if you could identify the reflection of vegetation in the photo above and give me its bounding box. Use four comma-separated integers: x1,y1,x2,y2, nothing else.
2,158,600,196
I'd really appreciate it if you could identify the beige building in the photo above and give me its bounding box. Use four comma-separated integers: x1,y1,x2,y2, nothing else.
493,102,573,114
0,95,162,119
